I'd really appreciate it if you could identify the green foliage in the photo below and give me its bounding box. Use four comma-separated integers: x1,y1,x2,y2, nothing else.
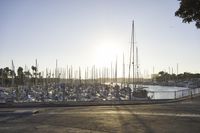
175,0,200,28
0,66,43,87
156,71,200,83
17,67,24,85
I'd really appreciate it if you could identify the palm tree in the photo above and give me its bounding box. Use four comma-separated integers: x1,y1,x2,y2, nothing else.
24,71,32,78
0,68,3,86
24,70,32,86
31,66,37,85
31,66,37,75
3,67,10,86
17,67,24,85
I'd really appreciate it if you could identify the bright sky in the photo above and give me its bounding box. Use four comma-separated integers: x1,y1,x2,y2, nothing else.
0,0,200,78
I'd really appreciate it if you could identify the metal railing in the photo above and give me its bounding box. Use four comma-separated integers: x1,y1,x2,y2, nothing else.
147,88,200,99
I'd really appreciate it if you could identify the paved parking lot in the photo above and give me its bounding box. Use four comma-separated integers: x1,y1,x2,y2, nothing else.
1,97,200,133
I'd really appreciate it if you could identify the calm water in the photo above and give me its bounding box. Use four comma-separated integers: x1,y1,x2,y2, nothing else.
144,85,188,99
120,84,189,99
144,85,188,91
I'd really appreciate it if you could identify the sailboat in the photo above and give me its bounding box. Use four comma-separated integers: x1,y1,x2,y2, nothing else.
128,20,149,100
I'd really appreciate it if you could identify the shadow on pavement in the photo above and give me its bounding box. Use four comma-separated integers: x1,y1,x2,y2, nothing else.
115,106,154,133
0,113,32,123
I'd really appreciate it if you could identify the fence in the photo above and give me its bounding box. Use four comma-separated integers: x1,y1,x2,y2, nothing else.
147,88,200,99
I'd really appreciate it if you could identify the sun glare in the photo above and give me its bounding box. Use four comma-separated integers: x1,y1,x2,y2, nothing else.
93,42,121,67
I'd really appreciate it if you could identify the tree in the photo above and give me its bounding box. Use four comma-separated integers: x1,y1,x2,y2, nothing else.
158,71,165,76
0,68,4,86
17,67,24,85
31,66,37,77
175,0,200,29
23,70,31,86
3,67,11,86
31,66,37,85
24,71,32,78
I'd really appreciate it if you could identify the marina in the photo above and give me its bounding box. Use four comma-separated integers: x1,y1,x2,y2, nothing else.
1,83,200,105
1,0,200,132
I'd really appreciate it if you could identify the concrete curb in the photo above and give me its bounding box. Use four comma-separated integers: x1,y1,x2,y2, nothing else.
0,110,39,115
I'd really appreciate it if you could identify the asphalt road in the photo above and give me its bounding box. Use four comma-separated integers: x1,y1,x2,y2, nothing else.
1,97,200,133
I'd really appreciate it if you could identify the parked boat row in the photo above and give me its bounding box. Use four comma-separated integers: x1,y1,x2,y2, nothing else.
0,83,150,103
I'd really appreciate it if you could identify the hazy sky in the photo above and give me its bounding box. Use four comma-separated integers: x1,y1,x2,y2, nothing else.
0,0,200,77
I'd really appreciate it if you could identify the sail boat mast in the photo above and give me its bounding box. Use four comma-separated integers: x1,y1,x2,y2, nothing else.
132,20,135,88
136,46,139,84
123,53,125,86
128,29,132,85
11,60,15,86
35,59,38,85
115,56,118,84
56,59,58,78
128,20,135,88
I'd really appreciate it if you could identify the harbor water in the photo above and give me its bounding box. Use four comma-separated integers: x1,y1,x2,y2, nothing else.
144,85,200,99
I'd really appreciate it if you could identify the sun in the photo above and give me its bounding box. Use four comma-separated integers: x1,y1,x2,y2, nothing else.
93,42,121,67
